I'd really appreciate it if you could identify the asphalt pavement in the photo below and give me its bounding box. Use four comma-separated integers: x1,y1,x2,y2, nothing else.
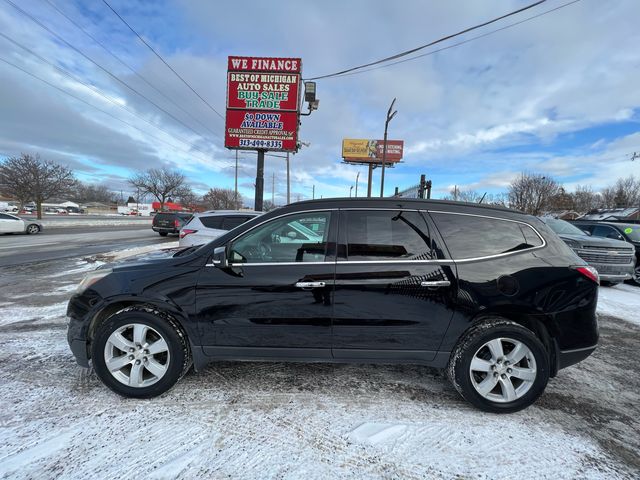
0,224,174,267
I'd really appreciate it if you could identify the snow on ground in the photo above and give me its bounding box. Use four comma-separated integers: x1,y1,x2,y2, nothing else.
0,258,639,478
93,241,180,262
597,283,640,326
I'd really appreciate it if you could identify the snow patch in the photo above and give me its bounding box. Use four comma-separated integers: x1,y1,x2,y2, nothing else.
597,284,640,326
0,301,67,326
348,422,407,445
94,242,180,262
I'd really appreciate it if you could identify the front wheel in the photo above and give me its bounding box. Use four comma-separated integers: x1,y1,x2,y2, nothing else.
26,224,40,234
447,318,549,413
91,308,190,398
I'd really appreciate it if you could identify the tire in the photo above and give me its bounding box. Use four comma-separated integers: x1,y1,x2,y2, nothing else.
159,232,168,237
447,318,549,413
91,308,191,398
26,224,40,234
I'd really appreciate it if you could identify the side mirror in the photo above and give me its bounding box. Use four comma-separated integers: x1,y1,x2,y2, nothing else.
212,246,228,268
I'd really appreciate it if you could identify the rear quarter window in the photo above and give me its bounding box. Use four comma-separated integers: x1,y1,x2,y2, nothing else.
200,216,224,229
431,212,543,260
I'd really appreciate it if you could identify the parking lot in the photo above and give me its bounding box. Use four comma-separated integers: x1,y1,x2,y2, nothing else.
0,255,638,479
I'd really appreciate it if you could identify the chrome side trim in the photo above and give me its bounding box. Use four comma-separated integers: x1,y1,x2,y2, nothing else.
559,344,598,354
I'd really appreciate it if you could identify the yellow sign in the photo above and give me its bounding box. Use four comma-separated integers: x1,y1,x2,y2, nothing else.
342,139,377,159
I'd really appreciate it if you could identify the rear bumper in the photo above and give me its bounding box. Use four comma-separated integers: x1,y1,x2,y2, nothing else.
558,344,597,370
152,227,179,233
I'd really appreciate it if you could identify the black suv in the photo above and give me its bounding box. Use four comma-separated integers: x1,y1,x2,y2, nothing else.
68,199,599,413
151,212,193,236
571,221,640,284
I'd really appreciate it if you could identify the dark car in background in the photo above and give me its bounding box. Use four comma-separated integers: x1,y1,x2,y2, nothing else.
151,212,193,236
68,198,599,413
571,221,640,284
541,217,635,286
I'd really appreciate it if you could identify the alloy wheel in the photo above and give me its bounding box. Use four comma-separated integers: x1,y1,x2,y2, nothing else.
103,323,170,388
469,337,537,403
27,225,39,234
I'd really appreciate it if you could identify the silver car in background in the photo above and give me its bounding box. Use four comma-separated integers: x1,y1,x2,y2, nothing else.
179,210,261,247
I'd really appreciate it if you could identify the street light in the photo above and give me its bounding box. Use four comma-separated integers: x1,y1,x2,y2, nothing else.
380,98,397,198
355,171,360,197
349,185,354,197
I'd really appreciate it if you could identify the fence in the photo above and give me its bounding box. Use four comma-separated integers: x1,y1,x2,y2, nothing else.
391,174,432,199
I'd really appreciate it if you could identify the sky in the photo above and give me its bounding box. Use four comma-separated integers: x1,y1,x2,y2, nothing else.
0,0,639,205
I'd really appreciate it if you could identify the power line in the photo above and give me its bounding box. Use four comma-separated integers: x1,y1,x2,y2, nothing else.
41,0,221,140
101,0,225,120
0,31,219,161
305,0,547,80
0,55,220,166
3,0,220,143
330,0,582,79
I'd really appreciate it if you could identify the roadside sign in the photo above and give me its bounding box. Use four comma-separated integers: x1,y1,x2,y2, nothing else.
225,56,302,153
342,139,404,163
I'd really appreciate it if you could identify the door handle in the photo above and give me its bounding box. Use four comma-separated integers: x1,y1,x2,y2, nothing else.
295,281,326,289
420,280,451,288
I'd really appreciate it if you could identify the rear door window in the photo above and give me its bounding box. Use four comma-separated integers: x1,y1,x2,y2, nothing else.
222,216,251,230
200,216,224,229
344,210,435,261
431,212,543,260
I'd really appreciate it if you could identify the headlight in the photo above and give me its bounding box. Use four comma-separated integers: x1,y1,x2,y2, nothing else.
563,239,580,249
76,268,112,294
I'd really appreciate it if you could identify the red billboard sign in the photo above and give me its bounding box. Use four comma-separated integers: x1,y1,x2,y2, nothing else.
225,56,302,152
225,110,298,151
227,72,300,111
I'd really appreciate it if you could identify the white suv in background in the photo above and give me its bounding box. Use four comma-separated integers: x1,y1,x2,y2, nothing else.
179,210,261,247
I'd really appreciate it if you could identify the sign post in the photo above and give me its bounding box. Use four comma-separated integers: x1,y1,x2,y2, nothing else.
225,56,302,210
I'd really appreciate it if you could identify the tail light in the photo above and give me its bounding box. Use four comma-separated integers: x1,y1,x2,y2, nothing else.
174,219,180,228
180,229,198,239
573,265,600,285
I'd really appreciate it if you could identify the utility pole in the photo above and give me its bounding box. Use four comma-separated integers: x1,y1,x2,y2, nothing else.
312,185,315,199
272,172,275,204
234,150,238,206
286,152,291,204
380,97,398,198
255,150,265,212
367,164,374,197
355,171,360,197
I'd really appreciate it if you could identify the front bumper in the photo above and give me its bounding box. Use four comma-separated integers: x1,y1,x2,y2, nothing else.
67,316,90,367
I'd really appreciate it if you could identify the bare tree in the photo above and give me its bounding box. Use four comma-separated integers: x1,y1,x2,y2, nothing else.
571,185,601,213
72,182,118,204
202,188,243,210
443,188,482,203
508,172,561,215
174,185,198,210
0,153,76,218
128,167,186,211
262,200,277,212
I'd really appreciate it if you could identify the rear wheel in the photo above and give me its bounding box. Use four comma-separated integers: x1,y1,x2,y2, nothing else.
91,308,190,398
447,318,549,413
26,224,40,234
158,232,168,237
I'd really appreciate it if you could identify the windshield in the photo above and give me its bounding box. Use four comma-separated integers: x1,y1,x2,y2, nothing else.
544,218,587,236
620,225,640,242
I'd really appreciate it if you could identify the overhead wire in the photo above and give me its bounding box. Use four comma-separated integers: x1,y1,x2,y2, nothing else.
41,0,221,140
0,31,220,161
328,0,582,79
0,56,220,166
305,0,547,80
101,0,225,120
3,0,221,143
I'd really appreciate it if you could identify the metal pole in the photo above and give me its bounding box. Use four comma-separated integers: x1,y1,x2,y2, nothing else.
312,185,315,199
367,164,373,197
286,152,290,204
380,98,397,198
234,150,238,207
349,186,353,197
355,171,360,197
255,150,265,212
272,172,275,204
